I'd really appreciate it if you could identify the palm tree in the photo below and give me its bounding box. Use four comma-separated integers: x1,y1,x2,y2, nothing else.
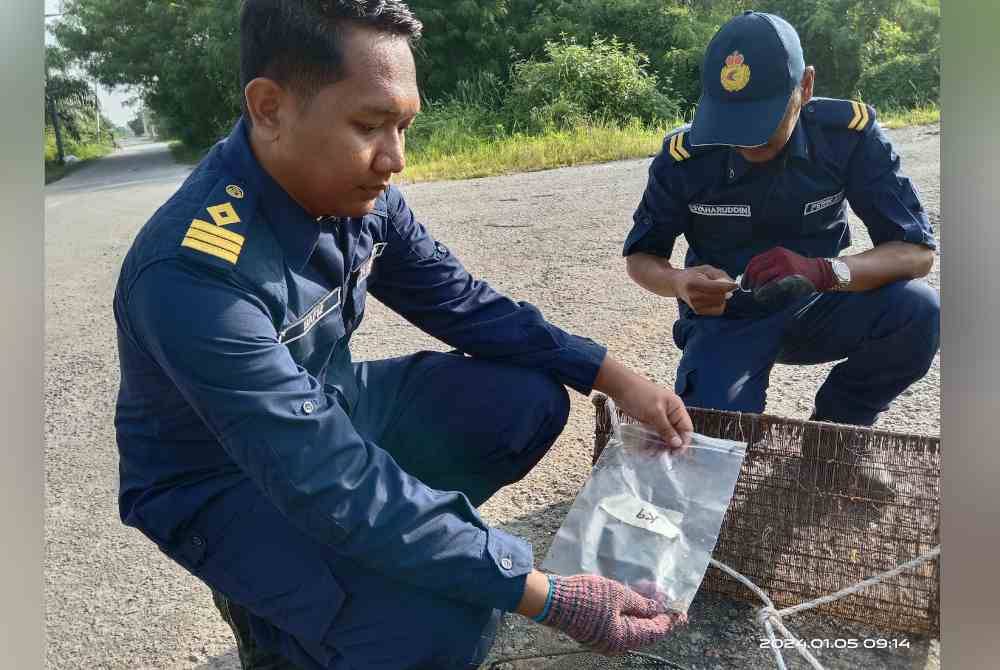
45,46,96,164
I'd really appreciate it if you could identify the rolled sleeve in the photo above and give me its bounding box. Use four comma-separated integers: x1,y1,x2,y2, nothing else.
371,187,607,395
486,527,536,611
123,259,532,611
623,150,688,258
845,122,937,249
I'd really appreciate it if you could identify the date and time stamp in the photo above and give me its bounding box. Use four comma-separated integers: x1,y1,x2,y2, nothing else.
760,637,912,650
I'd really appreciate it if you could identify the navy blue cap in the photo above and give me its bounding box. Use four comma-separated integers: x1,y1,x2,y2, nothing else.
689,12,805,148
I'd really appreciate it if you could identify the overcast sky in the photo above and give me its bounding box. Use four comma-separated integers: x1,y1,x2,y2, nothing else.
45,0,136,127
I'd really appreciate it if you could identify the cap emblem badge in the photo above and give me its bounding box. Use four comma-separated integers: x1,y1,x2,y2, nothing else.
721,50,751,92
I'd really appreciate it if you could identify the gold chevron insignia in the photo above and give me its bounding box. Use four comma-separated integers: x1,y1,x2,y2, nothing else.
181,218,246,264
668,132,691,161
206,202,242,227
848,101,870,131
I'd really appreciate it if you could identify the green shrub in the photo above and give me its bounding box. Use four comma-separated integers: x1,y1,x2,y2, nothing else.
502,36,678,134
858,51,939,110
406,101,505,159
44,126,114,163
659,46,705,118
448,71,508,112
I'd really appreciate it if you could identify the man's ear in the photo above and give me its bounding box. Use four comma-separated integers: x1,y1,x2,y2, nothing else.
244,77,286,142
800,66,816,105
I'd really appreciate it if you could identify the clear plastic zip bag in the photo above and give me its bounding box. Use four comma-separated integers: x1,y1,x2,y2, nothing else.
542,402,747,614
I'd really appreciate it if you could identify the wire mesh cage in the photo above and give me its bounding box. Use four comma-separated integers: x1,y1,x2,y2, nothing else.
487,649,687,670
591,393,941,637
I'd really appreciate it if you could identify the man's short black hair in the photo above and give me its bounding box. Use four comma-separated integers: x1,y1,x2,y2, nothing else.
239,0,423,119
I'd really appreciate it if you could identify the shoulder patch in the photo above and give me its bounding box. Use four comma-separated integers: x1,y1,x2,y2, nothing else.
806,97,877,132
662,124,719,164
666,127,694,162
178,176,256,269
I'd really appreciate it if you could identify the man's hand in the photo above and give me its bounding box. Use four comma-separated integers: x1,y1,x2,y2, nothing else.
594,356,693,449
745,247,835,293
674,265,738,316
520,571,686,655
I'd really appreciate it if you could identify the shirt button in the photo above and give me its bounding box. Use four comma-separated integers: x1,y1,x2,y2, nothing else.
302,400,316,415
729,168,735,180
500,557,513,570
191,535,205,547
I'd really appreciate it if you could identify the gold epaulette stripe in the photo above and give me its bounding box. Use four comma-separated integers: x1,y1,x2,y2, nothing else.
848,101,870,131
181,218,245,264
189,218,245,245
185,227,243,255
181,237,240,264
669,132,691,161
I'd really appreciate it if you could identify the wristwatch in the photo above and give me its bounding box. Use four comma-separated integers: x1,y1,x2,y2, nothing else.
827,258,851,291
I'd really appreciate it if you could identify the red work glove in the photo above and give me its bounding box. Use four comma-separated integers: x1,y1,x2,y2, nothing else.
535,574,687,655
745,247,835,293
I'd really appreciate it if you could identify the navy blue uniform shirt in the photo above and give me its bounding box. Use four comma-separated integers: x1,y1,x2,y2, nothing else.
623,98,937,318
113,118,607,617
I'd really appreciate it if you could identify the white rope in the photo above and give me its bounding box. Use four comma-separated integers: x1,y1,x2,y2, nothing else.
709,545,940,670
598,397,939,669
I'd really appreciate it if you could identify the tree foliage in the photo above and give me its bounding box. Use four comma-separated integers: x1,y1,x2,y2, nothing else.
54,0,241,147
755,0,902,99
504,0,741,117
406,0,515,100
45,46,97,142
127,114,146,137
52,0,938,149
503,36,678,132
857,0,938,107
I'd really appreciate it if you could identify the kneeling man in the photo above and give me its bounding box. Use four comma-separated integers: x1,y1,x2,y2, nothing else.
624,12,939,491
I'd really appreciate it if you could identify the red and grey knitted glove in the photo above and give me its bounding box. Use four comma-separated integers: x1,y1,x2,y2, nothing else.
533,575,687,655
745,247,835,293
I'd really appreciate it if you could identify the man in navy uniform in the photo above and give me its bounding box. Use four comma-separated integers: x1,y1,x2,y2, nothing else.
113,2,691,668
624,12,939,492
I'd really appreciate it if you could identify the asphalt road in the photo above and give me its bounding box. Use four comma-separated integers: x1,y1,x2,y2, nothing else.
45,128,941,670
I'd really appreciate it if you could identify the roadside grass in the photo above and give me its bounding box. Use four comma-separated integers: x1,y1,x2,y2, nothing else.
163,102,939,184
402,118,678,184
879,103,939,129
402,102,939,184
44,139,115,184
45,160,86,184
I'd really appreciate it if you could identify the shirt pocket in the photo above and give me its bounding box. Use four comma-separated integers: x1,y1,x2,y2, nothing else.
280,287,347,363
688,204,753,252
800,190,846,237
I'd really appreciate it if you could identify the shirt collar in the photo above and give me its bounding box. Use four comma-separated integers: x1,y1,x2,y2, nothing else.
786,117,811,161
724,117,811,184
220,117,320,271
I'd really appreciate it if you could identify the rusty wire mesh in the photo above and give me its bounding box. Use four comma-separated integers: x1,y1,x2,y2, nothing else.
488,649,686,669
591,393,940,636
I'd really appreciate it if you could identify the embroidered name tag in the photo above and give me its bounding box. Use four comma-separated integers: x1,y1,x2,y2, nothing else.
355,242,387,282
803,191,845,216
279,287,342,345
689,203,751,217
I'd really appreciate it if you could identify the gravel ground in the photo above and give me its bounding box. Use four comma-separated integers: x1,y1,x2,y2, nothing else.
44,125,940,669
